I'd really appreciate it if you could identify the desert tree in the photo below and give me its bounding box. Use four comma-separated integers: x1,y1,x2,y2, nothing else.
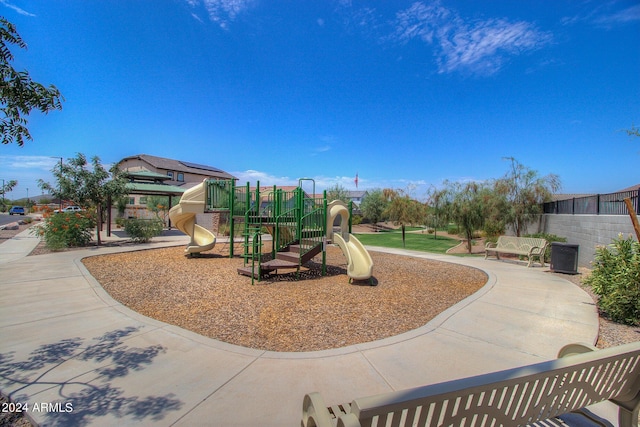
1,18,63,146
359,188,388,230
440,180,488,253
326,183,351,204
38,153,129,245
426,186,450,239
494,157,561,236
383,189,426,247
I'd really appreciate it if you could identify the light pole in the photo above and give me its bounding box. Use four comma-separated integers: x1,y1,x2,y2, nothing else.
51,157,63,212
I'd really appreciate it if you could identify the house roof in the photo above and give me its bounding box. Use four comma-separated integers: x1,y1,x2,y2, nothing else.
125,170,171,181
120,154,236,180
125,182,186,196
348,191,367,198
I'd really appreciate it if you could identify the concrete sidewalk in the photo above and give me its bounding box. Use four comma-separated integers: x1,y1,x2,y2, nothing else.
0,228,599,426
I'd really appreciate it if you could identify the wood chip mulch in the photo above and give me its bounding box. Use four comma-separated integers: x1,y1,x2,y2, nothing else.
82,244,487,352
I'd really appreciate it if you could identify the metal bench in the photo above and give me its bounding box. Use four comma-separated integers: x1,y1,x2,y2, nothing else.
302,341,640,427
485,236,548,267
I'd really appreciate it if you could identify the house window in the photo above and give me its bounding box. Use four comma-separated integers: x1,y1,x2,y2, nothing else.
128,197,135,205
140,197,147,205
177,173,184,182
167,171,174,179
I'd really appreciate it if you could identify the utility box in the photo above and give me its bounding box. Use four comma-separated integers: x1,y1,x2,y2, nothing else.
550,242,579,274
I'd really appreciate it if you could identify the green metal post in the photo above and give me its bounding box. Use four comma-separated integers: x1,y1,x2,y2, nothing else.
322,190,327,276
296,187,303,243
229,179,235,258
273,186,280,256
348,200,353,234
255,181,261,257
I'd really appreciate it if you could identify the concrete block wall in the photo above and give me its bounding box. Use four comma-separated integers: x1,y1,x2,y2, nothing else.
542,214,636,267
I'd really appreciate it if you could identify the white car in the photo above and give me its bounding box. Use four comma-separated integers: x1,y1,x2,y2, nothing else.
55,206,83,214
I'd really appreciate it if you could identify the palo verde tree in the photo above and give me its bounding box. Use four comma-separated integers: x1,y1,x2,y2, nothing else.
1,18,63,146
359,188,388,229
494,157,561,236
38,153,129,245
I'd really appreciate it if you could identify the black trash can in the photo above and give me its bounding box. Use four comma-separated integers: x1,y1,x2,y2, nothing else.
550,242,579,274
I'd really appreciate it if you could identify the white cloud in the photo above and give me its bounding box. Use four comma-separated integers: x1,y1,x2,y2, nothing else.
593,4,640,27
391,1,552,75
231,169,296,187
187,0,253,29
0,156,60,199
230,169,433,199
0,0,35,17
0,155,59,171
563,4,640,28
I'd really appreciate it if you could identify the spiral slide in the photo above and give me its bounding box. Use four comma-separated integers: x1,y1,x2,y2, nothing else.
169,180,216,255
327,201,374,283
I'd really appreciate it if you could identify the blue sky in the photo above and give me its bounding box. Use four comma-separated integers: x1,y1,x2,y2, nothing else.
1,0,639,201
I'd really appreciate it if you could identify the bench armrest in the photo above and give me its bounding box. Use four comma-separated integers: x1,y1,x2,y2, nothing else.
485,242,497,249
302,393,334,427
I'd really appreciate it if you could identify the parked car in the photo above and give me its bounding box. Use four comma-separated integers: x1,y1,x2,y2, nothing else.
9,206,25,215
55,205,83,214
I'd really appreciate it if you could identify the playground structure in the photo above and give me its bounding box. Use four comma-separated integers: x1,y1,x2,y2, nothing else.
168,178,373,284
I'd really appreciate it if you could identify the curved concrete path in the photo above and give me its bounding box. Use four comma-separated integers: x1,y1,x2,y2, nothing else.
0,228,599,426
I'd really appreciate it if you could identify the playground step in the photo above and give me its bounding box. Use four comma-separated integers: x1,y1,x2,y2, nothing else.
237,259,299,279
276,243,322,265
276,251,300,264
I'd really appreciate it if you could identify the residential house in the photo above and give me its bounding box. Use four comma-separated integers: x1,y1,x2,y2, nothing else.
116,154,236,226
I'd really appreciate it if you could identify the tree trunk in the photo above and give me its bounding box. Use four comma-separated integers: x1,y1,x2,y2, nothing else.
402,224,406,248
96,203,102,245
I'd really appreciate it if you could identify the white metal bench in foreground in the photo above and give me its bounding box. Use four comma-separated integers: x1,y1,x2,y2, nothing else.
485,236,549,267
302,341,640,427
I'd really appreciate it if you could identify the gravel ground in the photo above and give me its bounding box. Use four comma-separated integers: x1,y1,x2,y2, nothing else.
2,221,639,426
82,244,487,352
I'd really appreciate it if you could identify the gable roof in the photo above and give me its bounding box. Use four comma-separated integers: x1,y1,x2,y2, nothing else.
120,154,236,180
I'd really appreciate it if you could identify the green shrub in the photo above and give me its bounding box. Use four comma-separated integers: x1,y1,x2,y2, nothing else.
584,235,640,326
524,233,567,263
33,211,95,250
123,218,163,243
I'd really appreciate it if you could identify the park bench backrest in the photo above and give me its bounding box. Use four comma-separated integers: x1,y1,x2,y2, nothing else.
337,342,640,427
496,236,547,254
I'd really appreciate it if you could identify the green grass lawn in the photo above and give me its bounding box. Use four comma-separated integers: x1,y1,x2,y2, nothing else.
354,230,459,254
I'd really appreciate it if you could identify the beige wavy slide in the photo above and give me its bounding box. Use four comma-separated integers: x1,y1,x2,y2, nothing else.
327,200,374,283
169,180,216,255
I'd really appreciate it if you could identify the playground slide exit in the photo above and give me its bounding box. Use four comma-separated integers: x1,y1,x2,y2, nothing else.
168,180,216,255
327,201,374,283
333,232,374,283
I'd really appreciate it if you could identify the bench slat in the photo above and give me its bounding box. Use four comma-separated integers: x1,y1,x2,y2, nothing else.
304,342,640,427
